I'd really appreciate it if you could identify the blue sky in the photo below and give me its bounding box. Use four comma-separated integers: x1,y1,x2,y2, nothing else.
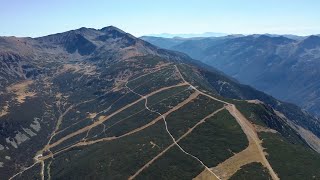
1,0,319,37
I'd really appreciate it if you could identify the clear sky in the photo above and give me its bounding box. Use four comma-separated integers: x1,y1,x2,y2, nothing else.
1,0,319,37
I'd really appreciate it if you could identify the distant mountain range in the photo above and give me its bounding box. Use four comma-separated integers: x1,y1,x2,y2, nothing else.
144,32,228,38
1,27,320,179
142,34,320,117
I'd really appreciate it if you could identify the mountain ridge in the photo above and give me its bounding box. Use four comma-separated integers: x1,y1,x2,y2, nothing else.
143,34,320,117
0,26,319,179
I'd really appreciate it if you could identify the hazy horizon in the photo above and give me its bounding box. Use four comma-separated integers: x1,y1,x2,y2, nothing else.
1,0,320,37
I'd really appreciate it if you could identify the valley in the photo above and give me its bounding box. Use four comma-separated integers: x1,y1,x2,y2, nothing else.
142,35,320,117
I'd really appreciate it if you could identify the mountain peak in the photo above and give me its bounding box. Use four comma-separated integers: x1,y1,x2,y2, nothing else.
100,26,126,34
299,35,320,49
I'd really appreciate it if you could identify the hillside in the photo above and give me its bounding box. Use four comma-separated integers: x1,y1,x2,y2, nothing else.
143,35,320,117
0,27,320,180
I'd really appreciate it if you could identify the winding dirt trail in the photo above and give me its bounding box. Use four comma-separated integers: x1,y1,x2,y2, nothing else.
129,107,225,180
174,65,279,180
63,91,200,148
9,64,279,180
125,76,224,179
43,83,187,152
126,73,223,180
224,105,279,180
33,83,190,161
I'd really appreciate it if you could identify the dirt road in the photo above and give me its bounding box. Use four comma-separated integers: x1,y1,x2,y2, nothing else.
175,64,279,180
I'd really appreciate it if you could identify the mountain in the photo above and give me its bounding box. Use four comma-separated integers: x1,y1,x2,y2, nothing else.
139,36,188,49
140,35,243,50
144,32,228,38
261,34,306,40
0,27,320,180
144,34,320,117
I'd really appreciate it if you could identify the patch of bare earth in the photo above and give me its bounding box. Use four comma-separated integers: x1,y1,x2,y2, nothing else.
121,47,144,59
112,70,132,92
6,80,36,104
150,141,160,149
0,102,9,117
87,112,97,119
253,124,277,133
59,63,98,76
193,168,219,180
155,62,172,69
246,99,264,104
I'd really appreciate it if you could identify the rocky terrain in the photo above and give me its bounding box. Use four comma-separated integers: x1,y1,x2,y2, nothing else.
0,27,320,180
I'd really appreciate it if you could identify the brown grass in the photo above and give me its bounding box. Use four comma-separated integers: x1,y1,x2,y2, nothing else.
6,80,36,104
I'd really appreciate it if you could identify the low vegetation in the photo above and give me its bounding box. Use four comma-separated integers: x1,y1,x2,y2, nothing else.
229,162,271,180
180,110,248,167
259,132,320,179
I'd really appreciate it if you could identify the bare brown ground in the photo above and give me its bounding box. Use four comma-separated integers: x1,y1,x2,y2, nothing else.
193,168,219,180
59,64,98,77
55,93,62,99
6,80,36,103
0,102,9,118
150,141,159,149
253,124,278,133
110,65,171,93
121,48,144,59
246,99,264,104
127,65,171,84
112,70,133,92
87,112,97,119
